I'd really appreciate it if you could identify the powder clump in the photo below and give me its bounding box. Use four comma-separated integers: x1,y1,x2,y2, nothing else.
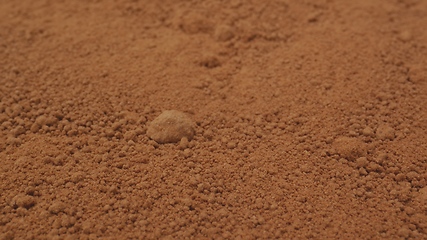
147,110,195,144
376,124,395,140
333,136,367,161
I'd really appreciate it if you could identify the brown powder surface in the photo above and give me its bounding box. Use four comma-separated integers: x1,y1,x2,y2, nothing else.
1,0,427,239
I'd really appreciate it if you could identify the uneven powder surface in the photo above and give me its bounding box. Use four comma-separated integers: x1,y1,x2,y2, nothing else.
1,0,427,239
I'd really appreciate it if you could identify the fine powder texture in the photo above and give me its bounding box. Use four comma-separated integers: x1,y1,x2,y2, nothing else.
1,0,427,239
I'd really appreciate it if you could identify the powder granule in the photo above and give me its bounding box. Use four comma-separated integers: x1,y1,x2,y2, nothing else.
147,110,195,144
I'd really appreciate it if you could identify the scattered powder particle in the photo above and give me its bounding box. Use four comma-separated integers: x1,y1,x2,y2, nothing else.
6,136,21,146
11,126,26,137
30,123,40,133
366,162,383,173
406,171,419,181
398,227,411,238
0,113,8,123
199,55,221,68
180,13,212,34
355,157,369,168
376,124,395,140
407,64,426,84
395,173,406,182
349,130,358,137
147,110,195,144
11,194,36,209
45,116,58,126
70,171,86,183
60,215,76,228
105,128,115,138
227,141,237,149
203,129,214,140
35,115,47,126
307,11,322,22
359,167,368,176
48,201,66,214
332,136,367,161
0,232,14,240
179,137,189,150
182,148,193,158
418,187,427,202
124,130,137,141
214,24,235,41
148,139,159,148
9,104,23,118
82,221,94,234
398,30,412,42
362,127,374,137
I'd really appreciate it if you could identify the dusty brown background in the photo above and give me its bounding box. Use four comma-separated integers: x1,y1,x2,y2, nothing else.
1,0,427,239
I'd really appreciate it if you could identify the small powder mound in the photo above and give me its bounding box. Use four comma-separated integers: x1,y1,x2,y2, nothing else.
11,194,36,209
376,124,395,140
332,136,367,161
418,187,427,202
214,24,235,42
48,201,66,214
147,110,195,144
